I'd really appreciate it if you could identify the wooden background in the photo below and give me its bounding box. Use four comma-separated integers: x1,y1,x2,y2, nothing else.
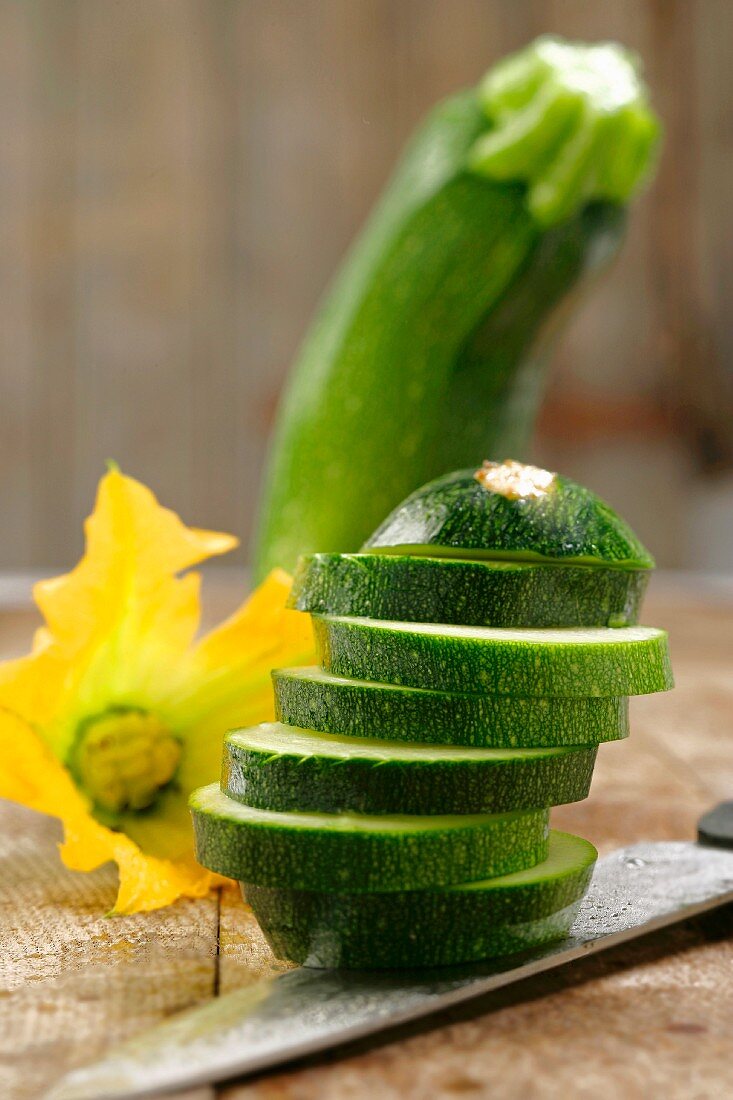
1,0,732,572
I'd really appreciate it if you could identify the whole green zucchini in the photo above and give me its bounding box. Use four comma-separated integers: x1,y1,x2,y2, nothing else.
254,36,660,576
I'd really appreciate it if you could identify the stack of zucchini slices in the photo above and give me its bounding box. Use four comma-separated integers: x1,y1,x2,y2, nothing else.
191,461,673,969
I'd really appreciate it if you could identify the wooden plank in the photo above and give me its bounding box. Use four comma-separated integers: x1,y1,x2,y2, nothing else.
233,0,330,553
30,0,84,566
644,0,732,473
183,4,241,545
0,802,219,1100
696,0,733,442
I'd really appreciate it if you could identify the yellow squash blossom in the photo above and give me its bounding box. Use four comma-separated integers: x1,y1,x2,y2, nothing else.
0,468,314,914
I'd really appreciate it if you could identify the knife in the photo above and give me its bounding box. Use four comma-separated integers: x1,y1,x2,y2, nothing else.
48,804,733,1100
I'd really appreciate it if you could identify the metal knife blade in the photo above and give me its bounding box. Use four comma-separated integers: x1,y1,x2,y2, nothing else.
47,836,733,1100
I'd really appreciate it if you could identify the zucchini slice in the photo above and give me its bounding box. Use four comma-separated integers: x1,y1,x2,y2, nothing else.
273,666,629,747
222,722,597,815
314,617,673,697
190,783,549,892
245,829,596,968
289,551,648,628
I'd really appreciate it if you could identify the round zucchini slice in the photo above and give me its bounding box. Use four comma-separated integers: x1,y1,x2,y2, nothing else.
314,617,673,697
289,552,648,628
273,666,629,748
222,722,597,815
246,829,596,968
190,783,549,892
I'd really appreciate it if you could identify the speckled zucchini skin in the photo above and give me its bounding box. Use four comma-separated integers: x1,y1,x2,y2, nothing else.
190,784,549,892
289,552,648,627
314,617,673,697
245,830,596,968
273,667,629,747
365,468,654,568
221,723,597,816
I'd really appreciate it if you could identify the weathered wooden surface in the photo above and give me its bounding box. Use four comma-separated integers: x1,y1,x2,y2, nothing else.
1,573,732,1099
1,0,732,573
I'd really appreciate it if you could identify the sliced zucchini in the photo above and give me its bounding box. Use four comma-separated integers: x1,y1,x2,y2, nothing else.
289,552,648,627
190,783,549,892
245,829,596,968
222,722,597,815
273,666,629,748
314,616,673,697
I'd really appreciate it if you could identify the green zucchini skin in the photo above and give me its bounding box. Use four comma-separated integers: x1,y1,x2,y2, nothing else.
314,617,673,697
273,666,629,748
190,784,549,892
289,552,649,628
221,723,597,816
245,829,596,968
253,87,625,578
364,467,654,569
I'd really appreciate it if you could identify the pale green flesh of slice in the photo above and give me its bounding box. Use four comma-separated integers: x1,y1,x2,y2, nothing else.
454,830,595,892
192,783,530,832
226,722,585,764
326,618,663,645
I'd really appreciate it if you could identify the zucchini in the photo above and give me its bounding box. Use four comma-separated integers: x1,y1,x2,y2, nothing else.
190,783,549,891
273,666,629,748
289,551,648,627
314,617,673,697
222,722,597,816
254,37,659,576
246,829,596,968
365,461,653,569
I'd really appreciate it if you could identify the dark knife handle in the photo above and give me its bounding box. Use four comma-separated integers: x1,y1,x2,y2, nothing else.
698,802,733,849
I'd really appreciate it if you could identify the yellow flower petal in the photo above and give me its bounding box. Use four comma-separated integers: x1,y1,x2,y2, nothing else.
36,468,237,655
191,569,311,675
0,469,239,761
172,569,314,792
0,473,315,915
116,570,316,861
0,631,70,735
0,708,85,819
0,709,220,914
63,826,219,916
